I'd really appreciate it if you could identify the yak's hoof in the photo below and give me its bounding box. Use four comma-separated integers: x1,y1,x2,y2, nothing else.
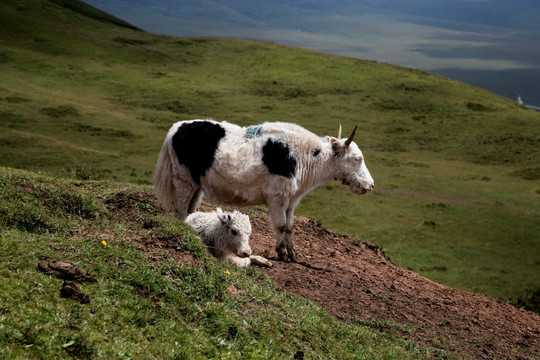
277,248,297,262
288,250,297,263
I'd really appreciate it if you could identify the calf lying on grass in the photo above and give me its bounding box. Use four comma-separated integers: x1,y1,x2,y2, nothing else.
185,208,272,267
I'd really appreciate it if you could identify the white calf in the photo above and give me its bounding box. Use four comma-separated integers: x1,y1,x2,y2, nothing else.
185,208,272,267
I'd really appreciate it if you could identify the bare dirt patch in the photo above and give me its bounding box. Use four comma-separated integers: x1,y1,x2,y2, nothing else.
245,211,540,360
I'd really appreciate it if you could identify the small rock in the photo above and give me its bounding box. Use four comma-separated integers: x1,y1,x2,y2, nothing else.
38,260,96,283
60,281,91,304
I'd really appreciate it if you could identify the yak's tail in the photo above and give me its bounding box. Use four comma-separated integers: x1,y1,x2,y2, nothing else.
153,138,176,213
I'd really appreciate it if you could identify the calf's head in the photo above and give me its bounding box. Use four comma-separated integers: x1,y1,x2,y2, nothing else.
330,124,375,195
217,208,253,258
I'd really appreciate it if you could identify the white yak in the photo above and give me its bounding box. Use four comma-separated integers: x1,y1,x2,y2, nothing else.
154,120,374,261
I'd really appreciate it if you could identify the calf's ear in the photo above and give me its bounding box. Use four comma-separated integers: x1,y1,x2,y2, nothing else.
217,208,229,226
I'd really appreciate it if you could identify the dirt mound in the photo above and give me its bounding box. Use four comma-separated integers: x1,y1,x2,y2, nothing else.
133,205,539,359
244,211,540,360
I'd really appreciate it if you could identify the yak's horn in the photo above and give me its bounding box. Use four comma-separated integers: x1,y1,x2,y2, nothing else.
344,125,358,147
337,123,342,139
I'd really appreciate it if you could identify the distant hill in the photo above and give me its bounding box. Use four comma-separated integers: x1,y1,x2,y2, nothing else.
50,0,140,30
83,0,540,105
83,0,540,31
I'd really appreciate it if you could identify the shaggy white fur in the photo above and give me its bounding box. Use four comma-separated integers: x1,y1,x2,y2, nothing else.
155,120,374,262
185,208,272,267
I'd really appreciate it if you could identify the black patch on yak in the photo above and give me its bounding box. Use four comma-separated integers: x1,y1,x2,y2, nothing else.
262,139,297,178
172,121,226,184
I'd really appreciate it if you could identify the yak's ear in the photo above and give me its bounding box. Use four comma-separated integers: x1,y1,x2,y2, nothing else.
331,137,341,150
329,137,345,155
325,135,345,155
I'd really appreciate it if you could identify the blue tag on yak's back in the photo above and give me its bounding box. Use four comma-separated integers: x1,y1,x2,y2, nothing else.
245,125,262,139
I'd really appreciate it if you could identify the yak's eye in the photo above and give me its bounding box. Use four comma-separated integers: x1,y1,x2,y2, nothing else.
356,156,363,163
231,229,238,236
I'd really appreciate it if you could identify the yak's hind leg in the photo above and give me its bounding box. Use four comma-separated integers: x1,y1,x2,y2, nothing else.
171,176,201,220
268,199,297,262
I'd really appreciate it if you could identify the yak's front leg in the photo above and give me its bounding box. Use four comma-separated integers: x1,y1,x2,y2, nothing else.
268,200,297,262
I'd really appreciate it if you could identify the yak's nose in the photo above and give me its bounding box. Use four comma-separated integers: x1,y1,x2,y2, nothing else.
362,182,374,193
241,249,252,258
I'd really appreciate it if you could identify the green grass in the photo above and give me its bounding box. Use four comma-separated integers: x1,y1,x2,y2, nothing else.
298,154,540,301
1,0,539,309
1,167,437,359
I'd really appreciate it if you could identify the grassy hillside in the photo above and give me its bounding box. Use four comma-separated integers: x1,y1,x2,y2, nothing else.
1,167,431,359
1,0,539,306
85,0,540,102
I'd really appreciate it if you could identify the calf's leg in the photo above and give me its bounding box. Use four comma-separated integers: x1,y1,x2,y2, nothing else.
249,255,273,267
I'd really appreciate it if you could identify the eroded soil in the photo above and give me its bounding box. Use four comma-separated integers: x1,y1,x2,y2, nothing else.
247,213,540,359
131,205,540,359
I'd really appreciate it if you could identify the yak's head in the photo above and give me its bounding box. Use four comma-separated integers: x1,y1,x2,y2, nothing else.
329,124,375,195
217,208,253,258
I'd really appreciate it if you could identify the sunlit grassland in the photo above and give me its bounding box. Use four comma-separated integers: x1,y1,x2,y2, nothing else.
1,0,539,306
